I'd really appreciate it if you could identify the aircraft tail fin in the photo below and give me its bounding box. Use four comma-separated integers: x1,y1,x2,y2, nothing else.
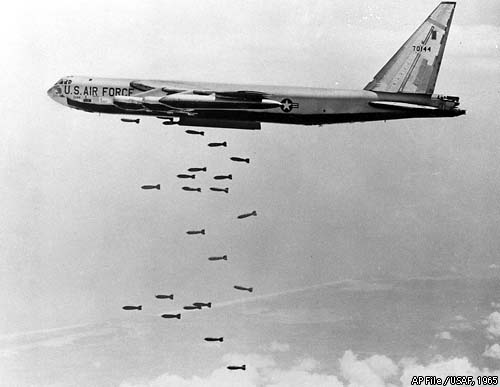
364,2,456,94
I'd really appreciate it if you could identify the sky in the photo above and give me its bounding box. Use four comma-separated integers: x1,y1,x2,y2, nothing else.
1,0,500,385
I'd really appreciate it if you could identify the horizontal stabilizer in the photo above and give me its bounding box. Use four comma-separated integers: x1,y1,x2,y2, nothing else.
369,101,438,111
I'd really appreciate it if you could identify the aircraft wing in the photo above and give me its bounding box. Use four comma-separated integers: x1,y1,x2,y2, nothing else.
128,81,282,111
125,81,274,129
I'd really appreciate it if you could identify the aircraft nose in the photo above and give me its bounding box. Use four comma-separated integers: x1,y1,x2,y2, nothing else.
47,85,62,99
47,85,55,98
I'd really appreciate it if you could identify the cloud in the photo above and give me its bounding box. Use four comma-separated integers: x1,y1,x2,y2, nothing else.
221,352,276,369
400,356,500,383
484,344,500,360
295,357,319,372
121,350,500,387
485,312,500,337
340,351,398,387
121,352,342,387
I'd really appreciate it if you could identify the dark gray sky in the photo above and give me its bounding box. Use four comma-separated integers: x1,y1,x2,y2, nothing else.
1,0,500,385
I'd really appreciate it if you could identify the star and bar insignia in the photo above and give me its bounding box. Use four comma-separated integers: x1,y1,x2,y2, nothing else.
280,98,299,113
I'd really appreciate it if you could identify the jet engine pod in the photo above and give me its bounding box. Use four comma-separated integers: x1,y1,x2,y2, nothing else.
113,96,145,110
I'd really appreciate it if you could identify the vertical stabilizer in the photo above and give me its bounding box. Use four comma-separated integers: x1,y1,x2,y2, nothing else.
364,2,456,94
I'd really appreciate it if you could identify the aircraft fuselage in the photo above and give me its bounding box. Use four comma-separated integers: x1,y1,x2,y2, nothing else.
47,3,465,129
47,76,464,128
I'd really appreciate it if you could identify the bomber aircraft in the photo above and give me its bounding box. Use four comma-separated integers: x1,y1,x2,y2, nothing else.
47,2,464,130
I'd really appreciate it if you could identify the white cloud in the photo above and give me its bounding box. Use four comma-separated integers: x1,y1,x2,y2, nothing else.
221,352,276,369
121,352,342,387
484,344,500,360
486,312,500,337
265,369,343,387
121,370,256,387
121,351,500,387
269,341,290,353
436,331,453,340
295,357,319,372
400,356,500,385
340,350,398,387
265,357,343,387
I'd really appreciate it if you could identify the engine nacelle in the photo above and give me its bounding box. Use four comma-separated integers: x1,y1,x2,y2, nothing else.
113,96,145,110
